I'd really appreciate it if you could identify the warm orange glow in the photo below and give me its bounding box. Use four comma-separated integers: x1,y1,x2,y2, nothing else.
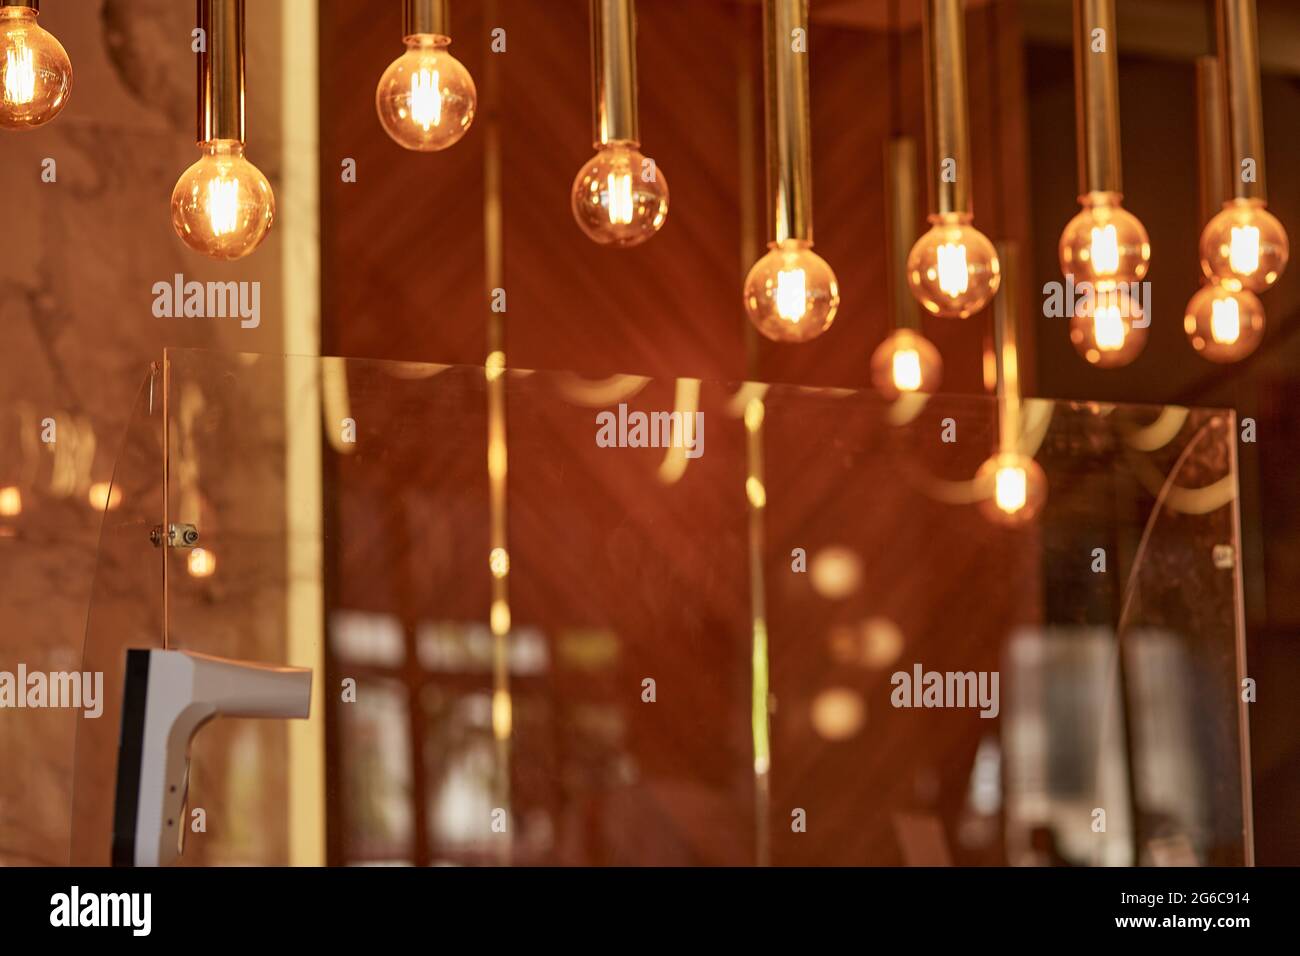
187,547,217,578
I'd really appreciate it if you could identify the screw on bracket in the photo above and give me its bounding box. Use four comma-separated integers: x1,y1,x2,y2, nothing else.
151,523,200,549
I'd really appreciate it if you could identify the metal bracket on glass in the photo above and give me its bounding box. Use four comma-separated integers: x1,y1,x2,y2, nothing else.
150,523,200,549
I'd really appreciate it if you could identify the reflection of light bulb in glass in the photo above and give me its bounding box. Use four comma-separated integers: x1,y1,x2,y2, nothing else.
1200,198,1289,292
0,486,21,517
744,239,839,342
976,452,1047,526
907,213,1000,318
1069,286,1147,368
571,143,668,246
187,548,216,578
0,6,71,129
171,141,275,260
1059,191,1150,289
376,35,475,151
870,328,942,399
1184,282,1265,363
87,482,122,512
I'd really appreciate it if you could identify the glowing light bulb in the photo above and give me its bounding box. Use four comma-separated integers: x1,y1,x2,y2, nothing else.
376,35,476,151
0,6,70,129
1200,198,1289,292
744,239,839,342
1184,282,1265,363
571,142,668,246
1069,286,1147,368
171,141,274,260
187,547,216,578
907,213,1000,319
1059,192,1150,289
870,328,942,399
0,486,21,517
87,482,122,511
976,452,1047,526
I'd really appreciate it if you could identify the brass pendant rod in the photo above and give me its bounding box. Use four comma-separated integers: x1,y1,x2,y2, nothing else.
1073,0,1123,197
1195,55,1229,225
1218,0,1266,201
6,0,38,10
994,241,1021,455
404,0,450,39
886,137,920,331
763,0,813,244
198,0,245,143
592,0,639,147
924,0,972,217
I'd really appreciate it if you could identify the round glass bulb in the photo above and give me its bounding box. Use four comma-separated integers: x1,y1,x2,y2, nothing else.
906,213,1000,319
375,35,476,151
976,452,1047,527
1199,197,1289,292
171,141,275,260
0,7,71,129
1058,191,1150,289
1068,286,1147,368
743,239,839,343
1184,282,1265,363
570,142,669,247
870,328,942,399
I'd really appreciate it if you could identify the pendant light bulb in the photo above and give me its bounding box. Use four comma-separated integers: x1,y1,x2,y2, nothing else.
574,1,666,246
1184,281,1265,361
870,328,942,399
910,1,999,320
0,3,71,130
171,140,274,260
376,32,476,152
907,213,999,319
1200,198,1288,292
570,141,668,246
1068,285,1147,367
744,240,839,343
1198,0,1288,291
977,452,1047,527
1059,191,1150,288
172,1,273,260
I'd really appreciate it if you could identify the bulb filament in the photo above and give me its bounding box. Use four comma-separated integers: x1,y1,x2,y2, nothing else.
775,268,808,322
936,243,969,298
410,68,442,130
892,348,922,392
995,466,1028,515
607,172,634,225
1093,301,1126,351
1229,225,1261,276
1210,297,1242,345
205,178,240,237
1090,223,1120,277
3,43,35,105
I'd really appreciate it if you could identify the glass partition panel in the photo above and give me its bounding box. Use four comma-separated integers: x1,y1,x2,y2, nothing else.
71,367,165,865
132,348,1250,866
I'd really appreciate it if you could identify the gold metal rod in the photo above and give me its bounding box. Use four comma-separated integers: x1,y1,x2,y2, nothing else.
1218,0,1266,200
592,0,639,146
886,137,920,330
1073,0,1122,196
7,0,38,10
924,0,971,217
1196,55,1229,224
404,0,450,38
994,241,1020,454
198,0,244,143
763,0,813,243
